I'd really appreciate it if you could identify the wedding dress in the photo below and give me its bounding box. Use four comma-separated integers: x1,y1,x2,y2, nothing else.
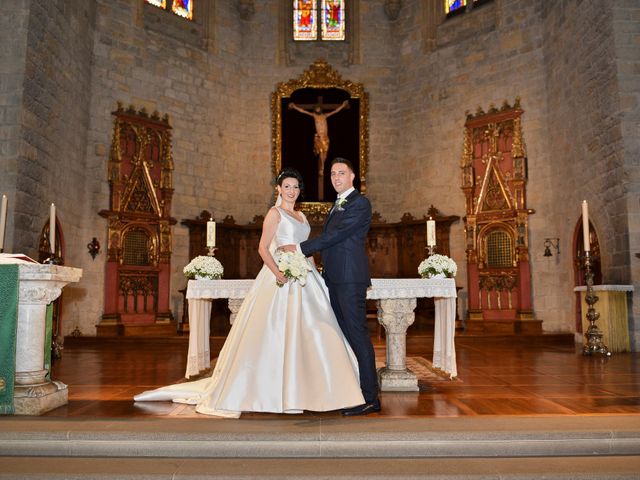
134,206,364,417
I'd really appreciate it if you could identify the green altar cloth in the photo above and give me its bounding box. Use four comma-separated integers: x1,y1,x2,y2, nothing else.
0,265,19,414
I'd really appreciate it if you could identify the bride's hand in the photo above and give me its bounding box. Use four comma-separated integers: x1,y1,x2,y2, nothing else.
275,272,288,285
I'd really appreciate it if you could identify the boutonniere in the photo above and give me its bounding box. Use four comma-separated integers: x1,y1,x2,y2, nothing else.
336,197,348,211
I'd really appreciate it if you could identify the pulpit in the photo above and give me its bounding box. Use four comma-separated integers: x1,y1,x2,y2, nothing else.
9,263,82,415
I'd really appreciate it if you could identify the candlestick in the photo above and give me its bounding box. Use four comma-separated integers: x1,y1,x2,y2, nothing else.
427,218,436,247
581,200,590,252
0,194,7,252
582,251,610,356
50,203,56,254
207,219,216,248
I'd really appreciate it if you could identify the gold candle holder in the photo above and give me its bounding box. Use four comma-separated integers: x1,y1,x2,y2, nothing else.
582,251,611,356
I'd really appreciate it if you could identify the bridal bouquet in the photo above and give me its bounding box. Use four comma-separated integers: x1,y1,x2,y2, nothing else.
183,255,224,280
418,254,457,279
276,251,312,287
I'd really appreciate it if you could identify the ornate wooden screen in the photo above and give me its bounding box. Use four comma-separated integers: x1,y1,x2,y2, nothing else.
98,104,176,336
460,99,540,334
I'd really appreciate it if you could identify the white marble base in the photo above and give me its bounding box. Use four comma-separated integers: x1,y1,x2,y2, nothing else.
377,367,419,391
13,380,68,415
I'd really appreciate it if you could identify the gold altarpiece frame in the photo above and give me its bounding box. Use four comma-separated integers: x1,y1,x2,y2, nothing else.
271,59,369,221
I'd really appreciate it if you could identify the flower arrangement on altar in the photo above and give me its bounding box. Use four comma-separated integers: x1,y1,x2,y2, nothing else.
418,254,457,279
276,251,312,287
183,255,224,280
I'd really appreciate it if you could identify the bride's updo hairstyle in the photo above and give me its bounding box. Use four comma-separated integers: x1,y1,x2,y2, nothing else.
276,167,305,199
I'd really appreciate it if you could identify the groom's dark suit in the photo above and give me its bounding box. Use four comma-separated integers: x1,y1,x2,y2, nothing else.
300,189,379,404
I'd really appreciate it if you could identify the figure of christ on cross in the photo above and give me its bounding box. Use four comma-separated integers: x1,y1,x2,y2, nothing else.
289,97,350,200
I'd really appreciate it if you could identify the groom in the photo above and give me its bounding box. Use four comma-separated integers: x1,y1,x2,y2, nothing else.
280,157,380,416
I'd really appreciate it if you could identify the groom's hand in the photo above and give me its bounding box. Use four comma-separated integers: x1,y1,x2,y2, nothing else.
278,244,297,253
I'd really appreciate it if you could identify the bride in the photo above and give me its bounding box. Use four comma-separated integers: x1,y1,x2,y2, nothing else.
134,168,364,417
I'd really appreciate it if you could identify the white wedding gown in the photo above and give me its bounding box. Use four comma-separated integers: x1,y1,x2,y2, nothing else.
134,206,364,417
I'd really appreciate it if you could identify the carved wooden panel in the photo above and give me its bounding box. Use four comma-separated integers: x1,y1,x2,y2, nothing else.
98,104,177,336
460,99,540,334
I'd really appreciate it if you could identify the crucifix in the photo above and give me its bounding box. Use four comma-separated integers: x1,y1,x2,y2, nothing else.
288,95,350,200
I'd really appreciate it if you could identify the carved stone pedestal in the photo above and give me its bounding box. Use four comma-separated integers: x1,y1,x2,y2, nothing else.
376,298,418,391
13,264,82,415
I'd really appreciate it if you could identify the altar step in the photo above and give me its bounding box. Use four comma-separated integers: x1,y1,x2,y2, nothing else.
1,415,639,478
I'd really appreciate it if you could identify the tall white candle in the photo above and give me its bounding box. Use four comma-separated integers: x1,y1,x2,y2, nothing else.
581,200,590,252
50,203,56,253
0,194,7,251
427,218,436,247
206,220,216,247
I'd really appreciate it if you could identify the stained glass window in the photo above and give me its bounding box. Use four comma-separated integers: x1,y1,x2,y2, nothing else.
294,0,345,41
444,0,466,15
294,0,317,41
171,0,193,20
146,0,167,9
145,0,192,21
321,0,345,41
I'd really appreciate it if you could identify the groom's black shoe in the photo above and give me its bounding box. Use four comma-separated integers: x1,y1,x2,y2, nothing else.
341,400,381,417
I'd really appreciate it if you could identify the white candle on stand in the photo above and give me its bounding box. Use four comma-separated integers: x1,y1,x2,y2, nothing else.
50,203,56,254
206,220,216,247
0,195,7,251
582,200,590,252
427,218,436,247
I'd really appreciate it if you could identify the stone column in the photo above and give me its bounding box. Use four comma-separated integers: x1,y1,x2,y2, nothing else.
228,298,244,325
14,264,82,415
376,298,418,391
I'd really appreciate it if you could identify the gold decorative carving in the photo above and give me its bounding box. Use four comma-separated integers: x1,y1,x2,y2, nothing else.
460,99,536,330
511,116,526,159
272,59,369,207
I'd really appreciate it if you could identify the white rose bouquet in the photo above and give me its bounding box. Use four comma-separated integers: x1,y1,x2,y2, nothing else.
276,251,312,287
418,254,457,279
183,255,224,280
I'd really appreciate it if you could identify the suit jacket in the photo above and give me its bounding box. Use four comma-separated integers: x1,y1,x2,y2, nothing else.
301,190,371,285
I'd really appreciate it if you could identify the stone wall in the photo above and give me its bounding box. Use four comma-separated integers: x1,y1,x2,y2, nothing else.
79,0,402,334
0,0,96,334
0,1,30,251
613,0,640,348
540,0,630,336
394,0,550,327
2,0,637,345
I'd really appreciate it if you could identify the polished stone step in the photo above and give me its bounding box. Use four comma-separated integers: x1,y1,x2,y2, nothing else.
1,415,639,459
2,455,640,479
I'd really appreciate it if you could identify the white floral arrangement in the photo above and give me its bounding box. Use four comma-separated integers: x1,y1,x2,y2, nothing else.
418,254,457,279
276,251,313,287
183,255,224,280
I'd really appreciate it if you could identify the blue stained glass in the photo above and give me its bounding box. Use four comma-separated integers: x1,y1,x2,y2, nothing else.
445,0,467,14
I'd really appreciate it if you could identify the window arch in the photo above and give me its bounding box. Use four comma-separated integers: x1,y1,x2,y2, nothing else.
294,0,346,41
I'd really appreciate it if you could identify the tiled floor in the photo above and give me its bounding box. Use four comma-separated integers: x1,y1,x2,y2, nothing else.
43,334,640,419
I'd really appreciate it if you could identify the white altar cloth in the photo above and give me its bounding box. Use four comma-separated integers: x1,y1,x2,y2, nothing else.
185,278,458,387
